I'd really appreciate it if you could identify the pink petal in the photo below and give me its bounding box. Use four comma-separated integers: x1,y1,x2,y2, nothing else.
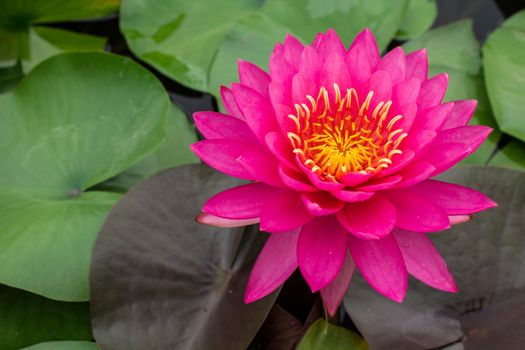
395,102,418,132
383,189,451,232
377,47,406,85
337,195,397,240
410,102,454,131
402,130,437,154
301,191,344,216
265,131,296,169
237,152,284,188
231,83,280,141
394,229,457,292
432,125,492,151
220,86,244,120
296,157,346,191
260,191,313,232
278,165,317,192
320,253,355,316
331,188,375,203
317,28,346,61
340,172,373,187
391,161,436,189
409,180,497,215
356,175,402,191
348,233,408,302
441,99,477,130
269,43,296,86
298,216,348,291
368,70,392,107
424,142,472,175
245,229,300,303
238,60,270,97
346,28,380,91
191,139,273,180
299,46,322,86
203,183,282,219
406,48,428,81
392,77,421,106
320,53,351,91
417,73,448,110
449,215,471,225
269,87,294,131
193,111,256,142
282,34,304,69
376,149,415,177
292,73,316,104
197,213,259,228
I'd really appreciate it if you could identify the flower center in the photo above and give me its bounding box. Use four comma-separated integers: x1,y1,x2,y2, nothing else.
287,84,408,181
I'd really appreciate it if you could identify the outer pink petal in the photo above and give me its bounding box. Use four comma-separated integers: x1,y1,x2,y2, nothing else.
320,252,355,316
431,125,492,150
202,183,282,219
237,153,284,188
449,215,471,225
292,73,317,104
348,233,408,302
346,28,380,92
191,139,273,180
220,86,244,120
265,131,296,169
337,195,397,240
356,175,402,191
376,149,415,177
282,34,304,69
238,60,270,97
231,83,279,141
417,73,448,110
393,229,457,292
278,165,317,192
424,143,472,175
377,46,406,85
269,43,296,86
402,130,437,154
331,188,374,203
269,81,292,114
193,111,256,142
317,28,346,61
298,216,348,292
383,189,451,232
260,191,313,232
441,99,477,130
391,161,436,189
320,53,351,91
301,191,344,216
392,77,421,106
299,46,321,86
245,229,300,303
368,70,392,107
405,48,428,81
409,179,497,215
197,213,259,228
410,102,454,132
340,172,373,187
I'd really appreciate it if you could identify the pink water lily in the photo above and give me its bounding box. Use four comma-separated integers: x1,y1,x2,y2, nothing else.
191,28,496,315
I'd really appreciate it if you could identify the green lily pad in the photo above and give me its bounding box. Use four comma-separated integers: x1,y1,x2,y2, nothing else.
395,0,437,40
488,139,525,171
21,341,100,350
0,0,115,62
0,60,22,93
483,10,525,142
95,103,199,192
210,0,409,101
0,285,92,350
90,164,278,350
0,52,170,301
345,166,525,349
120,0,263,91
296,319,368,350
404,20,500,165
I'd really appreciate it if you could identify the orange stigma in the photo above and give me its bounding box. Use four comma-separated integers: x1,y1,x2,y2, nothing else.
287,84,407,181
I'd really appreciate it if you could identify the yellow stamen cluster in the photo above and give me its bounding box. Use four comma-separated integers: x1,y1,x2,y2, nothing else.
287,84,407,181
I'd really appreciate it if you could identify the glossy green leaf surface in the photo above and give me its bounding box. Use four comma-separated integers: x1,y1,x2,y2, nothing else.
483,10,525,142
21,341,100,350
345,166,525,350
90,164,278,350
488,140,525,171
0,285,92,350
395,0,437,40
296,319,368,350
0,52,169,301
